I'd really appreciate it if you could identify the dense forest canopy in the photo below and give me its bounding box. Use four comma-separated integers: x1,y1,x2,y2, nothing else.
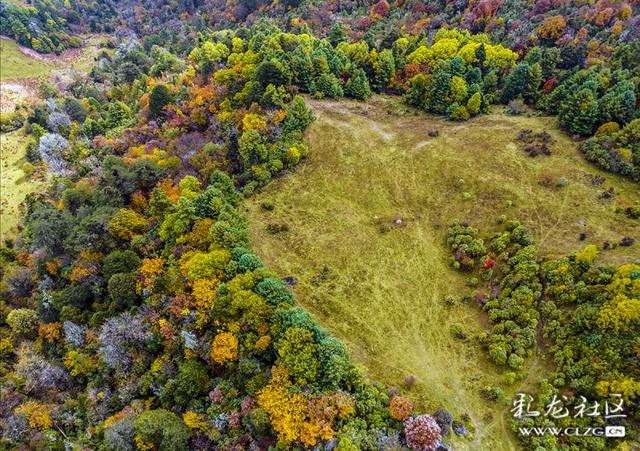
0,0,638,450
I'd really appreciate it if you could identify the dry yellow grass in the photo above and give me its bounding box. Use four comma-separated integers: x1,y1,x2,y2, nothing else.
245,96,639,450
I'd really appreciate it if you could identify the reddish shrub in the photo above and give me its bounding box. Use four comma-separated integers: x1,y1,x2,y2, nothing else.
404,414,442,451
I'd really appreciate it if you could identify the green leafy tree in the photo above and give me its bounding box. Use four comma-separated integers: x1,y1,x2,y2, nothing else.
149,84,173,118
254,58,291,87
559,87,600,136
313,72,344,98
275,326,319,385
160,361,210,409
105,101,131,128
285,95,313,133
291,49,314,92
404,74,428,109
108,273,139,310
345,68,372,100
103,250,141,281
134,409,190,451
427,63,453,114
328,22,348,46
502,63,530,102
375,49,395,91
525,63,542,103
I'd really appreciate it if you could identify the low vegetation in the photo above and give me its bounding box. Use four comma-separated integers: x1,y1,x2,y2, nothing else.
0,132,44,242
0,38,52,80
246,96,639,449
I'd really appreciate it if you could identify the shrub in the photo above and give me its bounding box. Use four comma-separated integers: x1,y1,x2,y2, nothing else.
620,237,635,247
465,277,479,287
480,385,503,401
504,372,517,385
38,133,69,175
266,223,289,234
21,162,34,176
508,353,525,370
390,396,414,420
404,375,417,389
260,200,274,211
452,323,467,339
575,245,597,264
596,121,620,135
7,309,39,336
404,414,442,451
0,111,25,132
433,408,453,436
506,99,526,115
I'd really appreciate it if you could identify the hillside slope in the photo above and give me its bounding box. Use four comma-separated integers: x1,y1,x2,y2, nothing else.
246,96,639,449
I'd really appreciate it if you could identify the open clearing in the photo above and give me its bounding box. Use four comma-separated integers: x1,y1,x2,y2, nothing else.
245,96,639,450
0,36,54,81
1,34,106,81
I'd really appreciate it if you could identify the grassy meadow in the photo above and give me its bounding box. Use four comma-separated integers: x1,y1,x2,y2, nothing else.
0,132,43,242
0,38,53,80
245,96,639,450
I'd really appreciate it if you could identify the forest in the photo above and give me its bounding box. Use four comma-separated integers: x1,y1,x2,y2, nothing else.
0,0,638,450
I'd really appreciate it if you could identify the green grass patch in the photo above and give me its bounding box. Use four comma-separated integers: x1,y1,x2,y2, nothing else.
0,131,45,242
0,38,53,80
245,96,639,450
